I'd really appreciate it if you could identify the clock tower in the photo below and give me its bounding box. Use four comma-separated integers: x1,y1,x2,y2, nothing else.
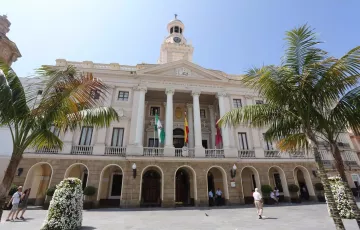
158,15,194,64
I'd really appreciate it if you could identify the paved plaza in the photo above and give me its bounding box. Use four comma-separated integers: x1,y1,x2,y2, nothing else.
1,204,359,230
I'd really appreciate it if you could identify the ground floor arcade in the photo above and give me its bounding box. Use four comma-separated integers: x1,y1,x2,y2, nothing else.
14,155,359,207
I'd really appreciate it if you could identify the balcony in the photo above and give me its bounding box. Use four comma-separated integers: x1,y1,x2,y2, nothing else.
319,150,360,168
71,145,93,155
175,148,195,158
35,147,59,154
205,149,225,158
105,147,126,156
143,147,164,157
238,150,255,158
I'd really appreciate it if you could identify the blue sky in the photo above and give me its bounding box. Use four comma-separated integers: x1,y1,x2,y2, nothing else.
3,0,360,77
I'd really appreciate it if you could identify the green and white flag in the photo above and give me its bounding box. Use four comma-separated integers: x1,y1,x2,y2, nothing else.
155,114,165,144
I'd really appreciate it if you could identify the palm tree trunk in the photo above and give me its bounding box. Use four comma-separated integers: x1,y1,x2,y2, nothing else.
307,133,345,229
0,152,22,221
331,142,360,228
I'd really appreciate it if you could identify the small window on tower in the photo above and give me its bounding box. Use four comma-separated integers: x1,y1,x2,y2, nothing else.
180,28,183,34
174,26,179,33
170,27,173,34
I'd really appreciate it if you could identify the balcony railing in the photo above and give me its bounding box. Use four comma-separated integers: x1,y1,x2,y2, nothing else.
143,147,164,157
105,146,126,156
175,147,195,158
175,148,182,157
319,150,360,167
205,149,225,158
71,145,93,155
35,147,59,154
264,150,281,158
238,150,255,158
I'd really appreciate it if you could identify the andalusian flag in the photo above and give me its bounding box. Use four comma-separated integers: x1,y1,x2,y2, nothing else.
155,114,165,144
184,112,189,144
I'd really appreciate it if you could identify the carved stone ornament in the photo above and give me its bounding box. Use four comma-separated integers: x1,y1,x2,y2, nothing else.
175,107,182,119
191,90,201,96
165,88,175,95
134,85,147,92
216,92,227,98
175,67,191,76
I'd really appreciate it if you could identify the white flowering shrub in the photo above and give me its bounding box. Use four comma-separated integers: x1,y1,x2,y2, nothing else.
41,178,83,230
326,176,354,219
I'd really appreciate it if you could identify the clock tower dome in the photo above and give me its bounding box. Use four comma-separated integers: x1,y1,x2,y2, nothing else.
158,15,194,64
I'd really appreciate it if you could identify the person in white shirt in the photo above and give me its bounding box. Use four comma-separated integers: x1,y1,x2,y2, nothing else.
270,191,278,204
252,188,263,219
274,187,280,200
208,190,214,206
6,186,23,222
215,188,222,206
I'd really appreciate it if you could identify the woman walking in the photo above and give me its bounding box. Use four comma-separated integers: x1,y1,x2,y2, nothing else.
15,188,31,220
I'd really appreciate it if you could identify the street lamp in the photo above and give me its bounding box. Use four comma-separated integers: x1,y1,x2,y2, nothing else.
230,164,237,178
132,163,137,179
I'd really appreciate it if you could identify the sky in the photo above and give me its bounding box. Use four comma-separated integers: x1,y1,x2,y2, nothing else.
2,0,360,77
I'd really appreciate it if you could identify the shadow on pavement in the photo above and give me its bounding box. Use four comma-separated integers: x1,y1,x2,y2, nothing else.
81,226,97,230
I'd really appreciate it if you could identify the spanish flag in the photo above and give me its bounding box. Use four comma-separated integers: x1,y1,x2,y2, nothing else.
184,112,189,144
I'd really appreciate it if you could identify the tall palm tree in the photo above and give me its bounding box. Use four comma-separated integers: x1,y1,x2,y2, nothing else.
0,63,119,220
218,25,360,229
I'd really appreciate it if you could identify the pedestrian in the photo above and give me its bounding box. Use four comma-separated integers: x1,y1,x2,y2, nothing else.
215,188,222,206
6,186,23,221
270,190,278,204
15,188,31,220
274,187,280,202
208,190,214,206
253,188,263,219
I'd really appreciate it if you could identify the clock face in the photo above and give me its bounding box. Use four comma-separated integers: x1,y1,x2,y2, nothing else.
173,37,181,43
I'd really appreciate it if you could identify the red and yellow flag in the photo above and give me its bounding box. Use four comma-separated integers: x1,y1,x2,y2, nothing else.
184,112,189,144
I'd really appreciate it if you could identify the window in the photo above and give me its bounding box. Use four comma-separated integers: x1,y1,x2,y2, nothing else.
37,90,43,95
233,99,242,108
90,89,100,100
263,133,273,150
174,26,179,33
180,28,183,34
111,128,124,147
117,91,129,101
50,125,60,137
255,100,264,105
170,27,173,34
150,106,160,116
200,109,206,119
79,126,93,146
148,138,159,147
238,132,249,150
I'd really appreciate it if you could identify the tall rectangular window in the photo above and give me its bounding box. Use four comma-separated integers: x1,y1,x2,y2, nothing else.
263,133,273,150
150,107,160,116
233,99,242,108
148,138,159,147
200,109,206,119
79,126,93,146
111,128,124,147
238,132,249,150
117,91,129,101
50,125,60,137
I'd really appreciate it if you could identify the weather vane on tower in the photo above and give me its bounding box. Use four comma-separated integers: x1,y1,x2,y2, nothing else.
174,13,178,19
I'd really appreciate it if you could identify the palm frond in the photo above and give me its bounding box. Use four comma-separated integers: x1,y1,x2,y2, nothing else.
276,133,308,152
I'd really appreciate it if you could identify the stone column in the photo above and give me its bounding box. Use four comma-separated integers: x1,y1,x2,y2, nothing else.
208,105,216,149
245,96,264,158
186,103,195,149
127,86,147,155
164,88,175,156
217,92,237,157
192,90,205,157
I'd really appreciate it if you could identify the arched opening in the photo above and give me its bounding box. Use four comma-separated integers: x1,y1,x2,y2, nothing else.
241,166,261,204
64,163,89,190
294,166,315,201
207,166,229,206
141,167,162,207
97,164,124,207
173,128,185,148
23,162,53,205
174,166,196,206
268,166,290,201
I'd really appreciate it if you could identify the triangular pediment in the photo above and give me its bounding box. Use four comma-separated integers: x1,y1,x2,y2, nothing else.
137,60,228,81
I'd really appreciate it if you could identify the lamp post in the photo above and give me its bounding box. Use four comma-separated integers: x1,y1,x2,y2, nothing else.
230,164,237,179
132,163,137,179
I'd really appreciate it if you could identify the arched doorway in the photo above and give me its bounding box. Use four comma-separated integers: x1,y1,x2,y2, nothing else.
268,166,290,201
141,168,162,207
97,164,124,207
174,166,196,206
173,128,185,148
64,163,89,190
241,166,261,204
294,166,315,201
207,166,229,206
23,162,53,205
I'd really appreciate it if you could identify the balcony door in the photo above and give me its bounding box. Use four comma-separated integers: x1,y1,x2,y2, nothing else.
79,126,93,146
111,128,124,147
238,132,249,150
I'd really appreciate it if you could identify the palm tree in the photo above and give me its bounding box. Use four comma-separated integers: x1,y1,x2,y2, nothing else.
0,63,119,220
218,25,360,229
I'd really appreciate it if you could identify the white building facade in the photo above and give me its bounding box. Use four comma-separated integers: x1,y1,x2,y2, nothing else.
10,17,360,207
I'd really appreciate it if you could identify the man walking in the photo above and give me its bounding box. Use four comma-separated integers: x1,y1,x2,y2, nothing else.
253,188,263,219
6,186,23,221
